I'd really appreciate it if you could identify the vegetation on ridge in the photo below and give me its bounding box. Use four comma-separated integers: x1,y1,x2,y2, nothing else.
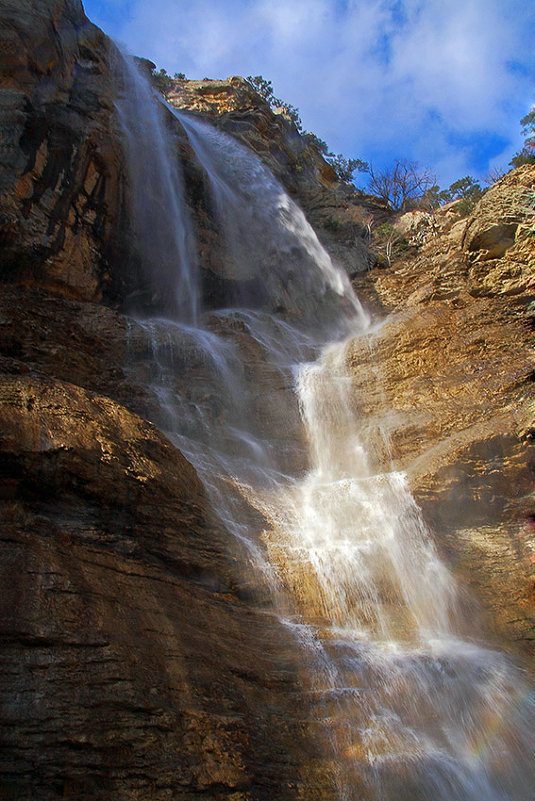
510,107,535,167
246,75,369,183
134,57,185,97
138,58,527,218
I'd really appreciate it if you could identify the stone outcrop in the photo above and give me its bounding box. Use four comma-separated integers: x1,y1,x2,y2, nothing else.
1,0,534,797
0,3,335,799
0,0,132,303
352,165,535,664
0,282,341,801
169,76,386,278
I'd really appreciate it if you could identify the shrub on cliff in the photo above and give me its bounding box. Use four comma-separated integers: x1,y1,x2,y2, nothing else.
372,222,409,267
510,107,535,167
367,160,435,211
246,75,368,183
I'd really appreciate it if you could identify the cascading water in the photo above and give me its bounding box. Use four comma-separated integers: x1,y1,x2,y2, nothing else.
115,52,199,320
115,55,534,800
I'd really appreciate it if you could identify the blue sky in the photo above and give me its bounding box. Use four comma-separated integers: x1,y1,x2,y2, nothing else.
83,0,535,189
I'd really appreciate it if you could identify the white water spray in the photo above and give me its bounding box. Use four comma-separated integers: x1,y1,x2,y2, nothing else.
116,56,534,801
115,52,199,320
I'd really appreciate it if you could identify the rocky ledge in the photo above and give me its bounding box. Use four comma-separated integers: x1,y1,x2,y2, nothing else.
352,165,535,664
0,0,534,798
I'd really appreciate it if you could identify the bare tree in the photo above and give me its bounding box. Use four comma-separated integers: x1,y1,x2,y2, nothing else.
484,166,506,186
367,160,435,211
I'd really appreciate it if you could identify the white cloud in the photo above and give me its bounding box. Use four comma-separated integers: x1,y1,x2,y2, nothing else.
84,0,535,186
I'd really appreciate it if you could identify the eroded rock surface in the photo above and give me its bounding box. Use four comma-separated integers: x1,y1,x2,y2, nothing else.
0,283,338,801
0,0,132,302
169,76,386,278
352,166,535,663
1,1,534,797
0,3,332,799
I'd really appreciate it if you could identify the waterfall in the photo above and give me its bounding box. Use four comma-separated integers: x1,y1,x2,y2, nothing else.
115,56,535,800
115,52,199,320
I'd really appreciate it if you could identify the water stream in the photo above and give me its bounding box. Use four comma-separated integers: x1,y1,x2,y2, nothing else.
115,56,534,800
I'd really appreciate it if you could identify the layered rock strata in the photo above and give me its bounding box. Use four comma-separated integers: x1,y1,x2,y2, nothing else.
0,2,336,799
1,1,534,799
352,166,535,663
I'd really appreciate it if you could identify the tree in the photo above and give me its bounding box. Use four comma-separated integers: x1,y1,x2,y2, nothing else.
510,107,535,167
433,176,484,216
152,68,173,97
328,154,369,182
247,75,368,183
367,160,435,211
246,75,276,103
246,75,303,130
420,184,451,209
417,176,484,212
447,176,483,202
484,166,506,186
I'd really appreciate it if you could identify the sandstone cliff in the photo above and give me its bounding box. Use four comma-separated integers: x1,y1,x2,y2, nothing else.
352,167,535,662
0,2,332,799
0,0,534,799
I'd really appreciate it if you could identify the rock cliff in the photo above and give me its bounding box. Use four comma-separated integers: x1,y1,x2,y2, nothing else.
167,76,386,278
0,0,534,799
0,2,331,799
0,0,129,303
352,167,535,662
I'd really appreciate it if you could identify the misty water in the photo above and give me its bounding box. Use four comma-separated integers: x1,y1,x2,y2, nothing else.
116,55,534,800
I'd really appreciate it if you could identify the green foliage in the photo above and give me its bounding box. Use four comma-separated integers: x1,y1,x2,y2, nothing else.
373,223,408,249
134,58,183,98
373,222,396,239
247,75,276,102
304,132,330,155
303,129,369,182
448,176,483,201
323,217,341,232
454,196,479,217
510,107,535,167
284,104,303,131
510,149,535,167
329,155,369,182
152,68,174,97
420,176,483,212
372,222,409,267
420,184,451,209
247,75,367,182
246,75,303,130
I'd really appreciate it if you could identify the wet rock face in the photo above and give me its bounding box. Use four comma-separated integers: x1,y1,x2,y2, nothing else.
0,0,379,309
0,0,133,303
169,77,384,278
352,165,535,665
0,3,330,797
0,284,333,801
1,2,534,797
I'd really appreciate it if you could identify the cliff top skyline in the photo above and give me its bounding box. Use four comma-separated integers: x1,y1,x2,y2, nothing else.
84,0,534,189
